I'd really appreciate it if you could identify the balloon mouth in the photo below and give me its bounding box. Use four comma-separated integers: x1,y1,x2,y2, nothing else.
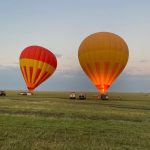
27,87,34,92
95,84,110,94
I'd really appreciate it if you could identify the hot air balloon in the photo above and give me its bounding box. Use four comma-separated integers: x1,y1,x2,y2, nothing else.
19,45,57,92
78,32,129,95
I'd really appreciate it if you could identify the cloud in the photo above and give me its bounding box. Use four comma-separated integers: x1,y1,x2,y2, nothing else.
125,60,150,76
0,62,18,70
38,68,150,93
137,59,149,63
110,72,150,92
0,62,150,93
37,67,95,92
126,66,143,75
0,61,19,68
55,53,62,58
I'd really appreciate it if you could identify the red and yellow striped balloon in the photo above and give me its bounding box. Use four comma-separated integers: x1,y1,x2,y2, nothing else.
19,46,57,91
78,32,129,94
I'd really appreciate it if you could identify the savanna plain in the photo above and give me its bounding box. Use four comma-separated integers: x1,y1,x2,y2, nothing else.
0,91,149,150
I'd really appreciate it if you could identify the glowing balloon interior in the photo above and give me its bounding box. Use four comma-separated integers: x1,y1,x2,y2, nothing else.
78,32,129,94
19,46,57,91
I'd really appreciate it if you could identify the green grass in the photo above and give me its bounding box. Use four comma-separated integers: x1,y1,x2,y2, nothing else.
0,91,149,150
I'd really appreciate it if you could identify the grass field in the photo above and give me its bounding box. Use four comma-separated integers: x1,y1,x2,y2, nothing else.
0,91,149,150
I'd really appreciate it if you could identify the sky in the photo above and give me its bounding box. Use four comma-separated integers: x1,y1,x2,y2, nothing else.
0,0,150,92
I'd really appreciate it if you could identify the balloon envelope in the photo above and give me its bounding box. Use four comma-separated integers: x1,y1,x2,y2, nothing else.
78,32,129,94
19,45,57,91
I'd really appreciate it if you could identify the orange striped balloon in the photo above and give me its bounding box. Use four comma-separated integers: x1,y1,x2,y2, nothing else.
78,32,129,94
19,46,57,91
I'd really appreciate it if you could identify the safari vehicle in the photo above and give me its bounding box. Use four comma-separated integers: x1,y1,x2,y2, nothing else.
0,91,6,96
101,94,109,100
69,92,76,99
79,93,86,100
19,92,33,96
